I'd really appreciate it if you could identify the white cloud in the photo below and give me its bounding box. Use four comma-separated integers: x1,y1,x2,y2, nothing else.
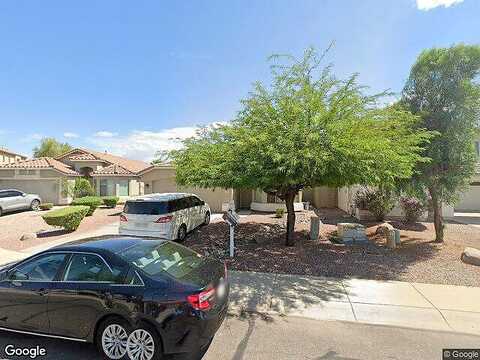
416,0,464,10
21,133,43,143
94,131,118,138
89,126,201,162
63,132,79,138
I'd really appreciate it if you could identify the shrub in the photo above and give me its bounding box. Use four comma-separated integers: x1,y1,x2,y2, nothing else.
275,208,285,218
73,178,95,198
71,196,103,216
354,187,396,221
400,196,425,224
39,203,54,211
42,206,89,231
102,196,119,208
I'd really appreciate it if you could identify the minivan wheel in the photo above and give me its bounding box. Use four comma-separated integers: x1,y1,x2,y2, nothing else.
96,317,131,360
176,224,187,243
30,200,40,211
0,207,2,217
127,324,162,360
203,212,210,226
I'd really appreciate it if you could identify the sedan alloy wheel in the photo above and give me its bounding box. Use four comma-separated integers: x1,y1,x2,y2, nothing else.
127,329,156,360
101,324,129,359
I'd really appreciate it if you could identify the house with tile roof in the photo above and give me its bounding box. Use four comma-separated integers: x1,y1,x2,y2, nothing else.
0,147,27,164
0,148,151,204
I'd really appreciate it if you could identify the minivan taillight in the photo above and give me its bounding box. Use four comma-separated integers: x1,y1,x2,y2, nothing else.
187,288,215,311
120,214,128,222
155,215,173,223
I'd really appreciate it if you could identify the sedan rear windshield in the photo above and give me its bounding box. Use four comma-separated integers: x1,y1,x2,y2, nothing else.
118,241,203,279
124,201,170,215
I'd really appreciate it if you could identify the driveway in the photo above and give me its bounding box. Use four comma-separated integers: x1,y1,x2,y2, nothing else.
454,212,480,229
0,316,478,360
0,205,122,252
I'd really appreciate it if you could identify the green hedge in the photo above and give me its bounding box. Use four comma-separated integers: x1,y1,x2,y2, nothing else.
39,203,54,211
71,196,103,216
102,196,119,208
42,206,89,231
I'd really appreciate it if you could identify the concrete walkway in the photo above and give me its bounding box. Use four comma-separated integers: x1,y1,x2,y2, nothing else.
228,271,480,336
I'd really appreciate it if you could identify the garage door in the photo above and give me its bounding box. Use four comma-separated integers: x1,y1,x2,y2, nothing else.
0,180,59,204
456,185,480,212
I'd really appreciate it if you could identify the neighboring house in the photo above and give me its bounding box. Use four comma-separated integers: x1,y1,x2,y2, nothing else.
0,147,27,164
0,149,303,212
0,157,79,204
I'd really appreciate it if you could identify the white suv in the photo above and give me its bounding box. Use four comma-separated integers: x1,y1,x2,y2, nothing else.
119,193,211,242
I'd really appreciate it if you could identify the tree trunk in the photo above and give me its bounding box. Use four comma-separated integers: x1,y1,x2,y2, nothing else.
429,187,444,243
285,192,296,247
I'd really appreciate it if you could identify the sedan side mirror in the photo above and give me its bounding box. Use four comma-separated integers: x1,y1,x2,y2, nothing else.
21,193,27,197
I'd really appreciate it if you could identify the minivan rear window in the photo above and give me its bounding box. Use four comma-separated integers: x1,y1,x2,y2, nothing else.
124,201,171,215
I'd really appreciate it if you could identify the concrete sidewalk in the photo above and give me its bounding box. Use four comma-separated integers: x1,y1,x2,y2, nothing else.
228,271,480,336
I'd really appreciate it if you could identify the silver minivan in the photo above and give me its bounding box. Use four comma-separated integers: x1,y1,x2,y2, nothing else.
119,193,211,241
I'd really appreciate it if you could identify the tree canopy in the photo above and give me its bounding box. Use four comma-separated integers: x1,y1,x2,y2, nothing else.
401,44,480,242
33,137,73,158
171,48,433,245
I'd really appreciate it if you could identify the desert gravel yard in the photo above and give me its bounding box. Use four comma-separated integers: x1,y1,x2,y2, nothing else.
185,208,480,286
0,206,122,251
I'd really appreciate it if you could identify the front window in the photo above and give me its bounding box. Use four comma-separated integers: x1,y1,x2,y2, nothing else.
118,241,203,280
100,179,115,196
118,179,129,196
9,253,66,281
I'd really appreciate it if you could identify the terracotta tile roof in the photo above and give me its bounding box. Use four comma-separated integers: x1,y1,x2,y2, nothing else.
57,148,150,174
0,157,80,175
92,164,135,177
67,152,98,161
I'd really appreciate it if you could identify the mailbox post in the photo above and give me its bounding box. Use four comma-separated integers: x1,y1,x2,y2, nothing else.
222,208,240,257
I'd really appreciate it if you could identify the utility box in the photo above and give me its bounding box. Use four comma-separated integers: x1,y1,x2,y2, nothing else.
310,215,320,241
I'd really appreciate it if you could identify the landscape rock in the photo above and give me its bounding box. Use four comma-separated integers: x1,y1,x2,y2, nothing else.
375,223,394,237
461,247,480,266
20,233,37,241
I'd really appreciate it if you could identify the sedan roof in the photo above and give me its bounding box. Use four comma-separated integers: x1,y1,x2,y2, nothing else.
52,236,158,254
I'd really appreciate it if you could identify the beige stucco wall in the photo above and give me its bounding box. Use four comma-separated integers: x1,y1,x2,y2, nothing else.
141,168,233,212
0,169,16,178
0,151,25,164
311,186,338,208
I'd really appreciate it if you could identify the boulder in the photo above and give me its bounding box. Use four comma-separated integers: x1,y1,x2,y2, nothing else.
20,233,37,241
461,247,480,267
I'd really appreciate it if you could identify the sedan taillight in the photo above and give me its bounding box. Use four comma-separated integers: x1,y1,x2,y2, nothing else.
155,215,173,223
120,214,128,222
187,287,216,311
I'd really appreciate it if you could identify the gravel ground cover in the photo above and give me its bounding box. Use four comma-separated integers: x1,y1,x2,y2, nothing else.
185,208,480,286
0,205,122,251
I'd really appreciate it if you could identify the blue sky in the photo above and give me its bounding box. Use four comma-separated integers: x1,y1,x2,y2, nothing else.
0,0,478,161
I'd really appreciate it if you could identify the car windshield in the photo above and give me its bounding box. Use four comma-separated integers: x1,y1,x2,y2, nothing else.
124,201,170,215
118,241,203,279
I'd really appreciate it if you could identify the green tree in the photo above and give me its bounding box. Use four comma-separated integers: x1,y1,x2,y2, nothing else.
33,137,72,158
402,44,480,242
172,48,433,246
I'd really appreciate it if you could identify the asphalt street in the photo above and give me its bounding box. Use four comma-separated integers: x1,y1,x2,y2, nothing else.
0,314,479,360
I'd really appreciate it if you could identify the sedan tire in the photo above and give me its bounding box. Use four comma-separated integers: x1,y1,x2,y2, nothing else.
203,212,210,226
30,199,40,211
96,317,131,360
176,224,187,243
